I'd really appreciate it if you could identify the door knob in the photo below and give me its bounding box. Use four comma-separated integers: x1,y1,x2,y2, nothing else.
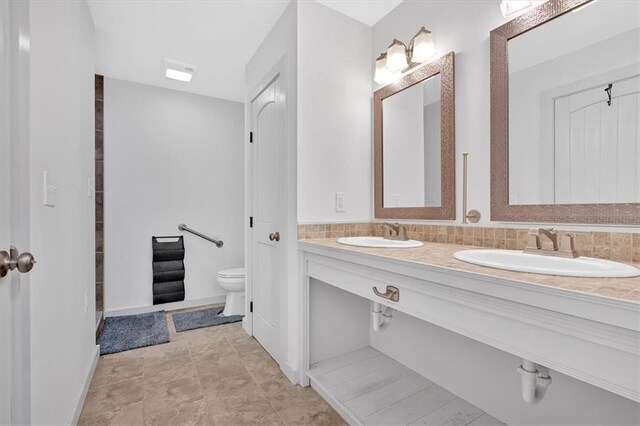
0,247,37,277
269,232,281,242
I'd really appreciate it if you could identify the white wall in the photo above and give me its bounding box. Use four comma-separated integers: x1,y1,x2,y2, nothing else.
371,310,640,425
29,1,97,423
245,0,298,377
104,78,244,313
297,0,372,223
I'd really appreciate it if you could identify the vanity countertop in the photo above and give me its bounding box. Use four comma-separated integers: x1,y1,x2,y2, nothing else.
299,238,640,303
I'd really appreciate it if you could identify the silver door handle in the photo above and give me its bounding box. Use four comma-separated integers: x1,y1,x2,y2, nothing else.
269,232,280,242
0,247,37,277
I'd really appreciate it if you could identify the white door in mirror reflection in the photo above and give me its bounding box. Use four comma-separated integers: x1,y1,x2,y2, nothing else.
382,74,441,208
507,0,640,206
555,74,640,204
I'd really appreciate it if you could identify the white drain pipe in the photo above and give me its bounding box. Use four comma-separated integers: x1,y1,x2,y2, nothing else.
372,302,393,332
517,359,552,404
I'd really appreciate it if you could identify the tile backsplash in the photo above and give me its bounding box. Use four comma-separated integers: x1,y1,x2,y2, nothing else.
297,223,640,263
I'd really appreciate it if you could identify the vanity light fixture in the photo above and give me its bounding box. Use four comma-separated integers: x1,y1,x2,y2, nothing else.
164,58,196,83
500,0,532,18
375,26,437,85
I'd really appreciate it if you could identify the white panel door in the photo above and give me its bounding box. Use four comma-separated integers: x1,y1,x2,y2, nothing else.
555,75,640,203
0,1,31,424
250,74,285,361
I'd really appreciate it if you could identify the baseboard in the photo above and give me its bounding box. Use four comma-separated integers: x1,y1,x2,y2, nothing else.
105,295,226,317
71,345,99,425
280,361,298,384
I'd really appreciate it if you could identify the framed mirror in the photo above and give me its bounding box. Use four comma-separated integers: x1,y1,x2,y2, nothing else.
374,51,455,220
491,0,640,224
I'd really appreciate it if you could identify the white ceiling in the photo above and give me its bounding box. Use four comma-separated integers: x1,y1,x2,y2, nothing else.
87,0,291,102
315,0,403,26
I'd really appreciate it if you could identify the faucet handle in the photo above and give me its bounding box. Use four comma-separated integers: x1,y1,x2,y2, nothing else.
525,233,541,252
558,234,579,258
397,225,409,241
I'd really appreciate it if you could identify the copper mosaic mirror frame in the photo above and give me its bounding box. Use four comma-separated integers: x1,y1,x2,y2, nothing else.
490,0,640,224
374,51,455,220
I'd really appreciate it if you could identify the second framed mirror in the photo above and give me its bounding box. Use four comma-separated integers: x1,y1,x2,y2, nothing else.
374,51,455,220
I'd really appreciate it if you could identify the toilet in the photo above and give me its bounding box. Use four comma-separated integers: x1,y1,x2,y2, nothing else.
217,267,245,316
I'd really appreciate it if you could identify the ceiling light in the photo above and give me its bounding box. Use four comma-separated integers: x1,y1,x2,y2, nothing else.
374,53,391,84
164,58,196,83
386,39,409,73
165,69,193,82
500,0,532,19
410,27,436,63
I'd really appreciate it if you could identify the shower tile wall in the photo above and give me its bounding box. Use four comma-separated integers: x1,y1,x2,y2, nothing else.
95,74,104,330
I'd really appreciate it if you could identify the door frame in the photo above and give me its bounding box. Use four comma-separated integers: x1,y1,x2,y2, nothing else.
245,55,297,380
0,0,31,423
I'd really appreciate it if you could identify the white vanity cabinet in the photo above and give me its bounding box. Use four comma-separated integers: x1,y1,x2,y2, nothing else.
298,240,640,425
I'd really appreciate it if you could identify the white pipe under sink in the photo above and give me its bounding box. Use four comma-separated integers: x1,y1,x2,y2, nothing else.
518,359,552,404
372,302,393,332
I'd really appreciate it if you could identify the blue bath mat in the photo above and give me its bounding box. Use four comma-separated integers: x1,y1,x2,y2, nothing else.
98,311,169,355
172,306,243,332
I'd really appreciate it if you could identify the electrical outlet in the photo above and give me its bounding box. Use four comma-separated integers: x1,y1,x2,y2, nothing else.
335,192,346,212
84,291,89,313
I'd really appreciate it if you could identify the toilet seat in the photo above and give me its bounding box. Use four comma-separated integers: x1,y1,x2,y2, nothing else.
217,267,245,279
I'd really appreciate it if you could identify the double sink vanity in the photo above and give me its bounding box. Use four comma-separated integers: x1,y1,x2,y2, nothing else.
296,0,640,424
298,230,640,424
337,230,640,279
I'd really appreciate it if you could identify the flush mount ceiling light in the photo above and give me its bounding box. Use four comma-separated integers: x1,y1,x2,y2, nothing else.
500,0,532,18
164,59,197,83
374,26,438,85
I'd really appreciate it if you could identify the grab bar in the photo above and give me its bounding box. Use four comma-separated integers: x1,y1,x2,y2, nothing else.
178,223,223,248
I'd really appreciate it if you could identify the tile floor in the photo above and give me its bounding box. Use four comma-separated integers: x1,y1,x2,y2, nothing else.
79,308,345,426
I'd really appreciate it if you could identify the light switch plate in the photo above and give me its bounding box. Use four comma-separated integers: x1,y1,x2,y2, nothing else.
43,171,58,207
335,192,346,212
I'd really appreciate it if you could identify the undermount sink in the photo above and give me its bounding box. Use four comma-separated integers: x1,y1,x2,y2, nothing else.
453,249,640,278
337,236,424,249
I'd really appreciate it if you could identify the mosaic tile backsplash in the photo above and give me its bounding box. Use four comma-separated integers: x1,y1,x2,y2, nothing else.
297,223,640,263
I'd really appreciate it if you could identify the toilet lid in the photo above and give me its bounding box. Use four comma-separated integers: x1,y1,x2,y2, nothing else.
218,267,245,278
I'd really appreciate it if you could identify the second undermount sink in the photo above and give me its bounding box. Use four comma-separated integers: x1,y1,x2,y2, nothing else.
337,236,424,249
453,249,640,278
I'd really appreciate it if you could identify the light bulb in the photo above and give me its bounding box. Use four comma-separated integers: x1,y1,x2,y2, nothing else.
410,27,436,63
386,39,408,73
500,0,532,18
374,53,391,84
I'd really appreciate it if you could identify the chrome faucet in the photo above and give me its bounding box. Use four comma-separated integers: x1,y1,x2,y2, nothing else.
524,228,578,258
380,222,409,241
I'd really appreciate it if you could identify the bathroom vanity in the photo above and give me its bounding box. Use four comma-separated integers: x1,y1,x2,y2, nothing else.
298,239,640,424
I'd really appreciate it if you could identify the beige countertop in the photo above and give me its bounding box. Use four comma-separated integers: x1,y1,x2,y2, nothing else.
299,238,640,303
